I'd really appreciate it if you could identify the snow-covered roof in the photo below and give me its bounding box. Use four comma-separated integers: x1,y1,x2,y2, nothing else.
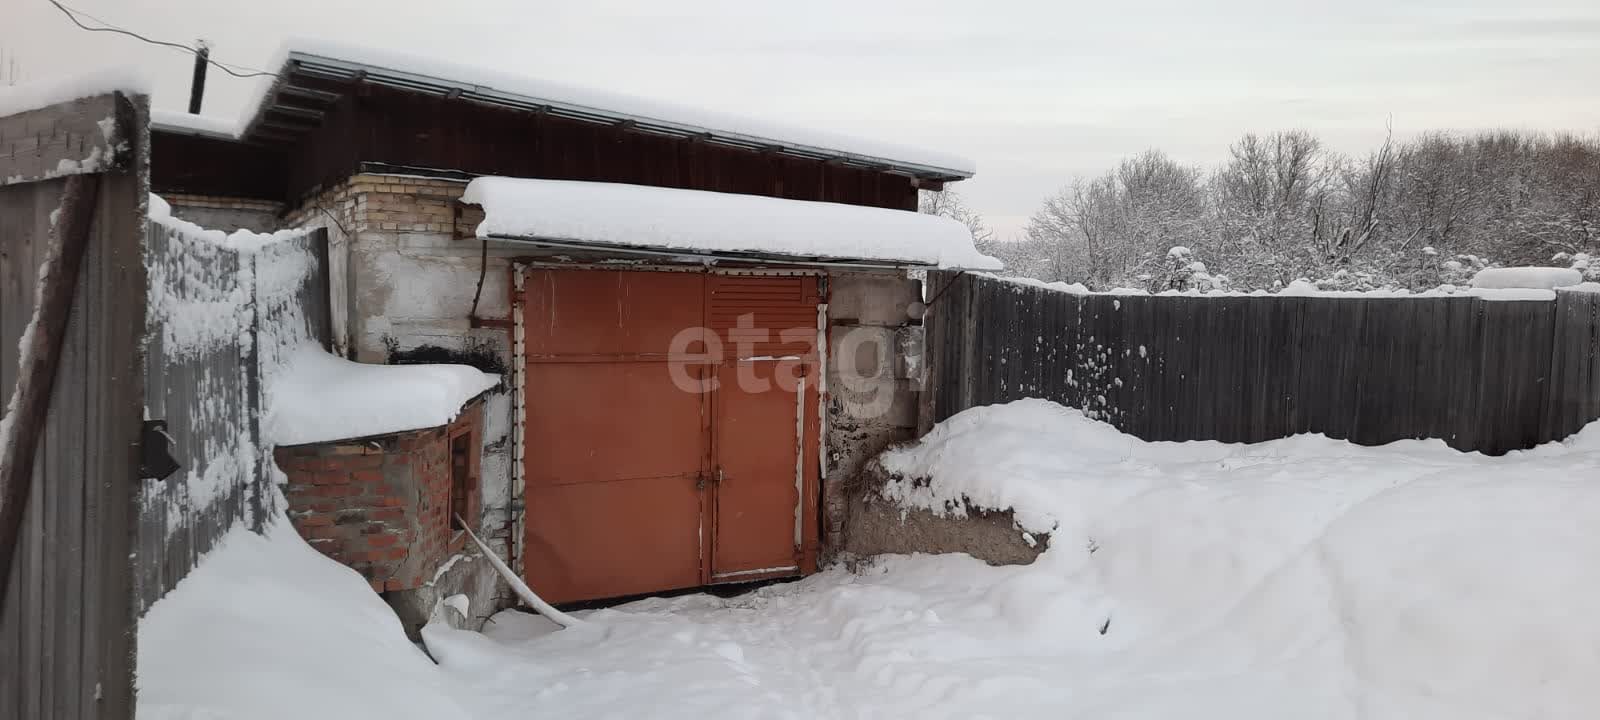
151,38,973,182
150,109,239,141
461,177,1002,270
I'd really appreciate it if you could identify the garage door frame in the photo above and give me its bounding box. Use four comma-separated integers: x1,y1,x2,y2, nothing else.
509,262,828,601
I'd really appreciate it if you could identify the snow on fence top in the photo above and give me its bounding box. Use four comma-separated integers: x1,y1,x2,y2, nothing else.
149,37,973,179
268,346,498,446
148,193,309,253
1471,267,1585,290
983,273,1584,301
462,177,1004,270
0,67,149,117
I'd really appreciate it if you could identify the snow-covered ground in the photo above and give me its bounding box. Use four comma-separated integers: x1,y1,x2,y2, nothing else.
139,399,1600,719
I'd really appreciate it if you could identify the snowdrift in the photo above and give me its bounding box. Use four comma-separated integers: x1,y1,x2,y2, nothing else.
136,517,474,719
873,399,1600,718
433,401,1600,718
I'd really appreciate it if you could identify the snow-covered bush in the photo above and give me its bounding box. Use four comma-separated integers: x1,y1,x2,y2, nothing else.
1304,268,1391,292
1553,252,1599,281
1151,246,1231,292
1439,253,1492,287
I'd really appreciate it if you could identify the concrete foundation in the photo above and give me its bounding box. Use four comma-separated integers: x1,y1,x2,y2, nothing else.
386,548,506,640
841,459,1048,566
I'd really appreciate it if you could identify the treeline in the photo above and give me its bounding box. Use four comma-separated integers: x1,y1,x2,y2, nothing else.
930,130,1600,291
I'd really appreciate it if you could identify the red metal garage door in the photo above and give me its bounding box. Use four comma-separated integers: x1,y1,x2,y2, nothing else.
521,269,821,604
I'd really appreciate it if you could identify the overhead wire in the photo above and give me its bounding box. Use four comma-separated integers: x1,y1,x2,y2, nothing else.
45,0,278,79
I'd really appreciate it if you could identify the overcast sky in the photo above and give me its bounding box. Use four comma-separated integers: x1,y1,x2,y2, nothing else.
6,0,1598,238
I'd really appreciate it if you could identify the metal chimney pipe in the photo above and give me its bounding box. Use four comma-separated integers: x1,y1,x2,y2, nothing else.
188,41,209,114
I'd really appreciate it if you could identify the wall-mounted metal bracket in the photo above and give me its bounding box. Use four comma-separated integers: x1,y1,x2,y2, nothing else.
139,420,181,481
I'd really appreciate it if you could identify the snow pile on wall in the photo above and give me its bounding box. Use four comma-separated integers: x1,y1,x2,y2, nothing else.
149,192,344,422
0,67,149,117
1471,266,1585,290
149,193,309,254
269,345,498,446
462,177,1002,270
867,398,1600,717
146,195,257,358
136,516,473,720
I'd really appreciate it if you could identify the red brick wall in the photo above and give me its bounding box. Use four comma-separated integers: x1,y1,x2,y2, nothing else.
275,400,483,593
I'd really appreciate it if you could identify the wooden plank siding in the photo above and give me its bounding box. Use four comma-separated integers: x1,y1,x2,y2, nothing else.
155,83,922,211
149,132,288,200
922,272,1600,455
0,92,148,720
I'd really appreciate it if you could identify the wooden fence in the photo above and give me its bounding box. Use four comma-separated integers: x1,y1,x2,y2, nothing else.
1,92,148,720
922,272,1600,455
136,224,330,614
2,91,331,718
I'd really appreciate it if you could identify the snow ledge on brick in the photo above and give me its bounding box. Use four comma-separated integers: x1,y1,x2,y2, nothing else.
268,345,498,446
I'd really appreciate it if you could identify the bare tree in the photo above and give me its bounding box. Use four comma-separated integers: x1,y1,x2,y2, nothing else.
919,189,994,245
1022,150,1206,289
1015,128,1600,291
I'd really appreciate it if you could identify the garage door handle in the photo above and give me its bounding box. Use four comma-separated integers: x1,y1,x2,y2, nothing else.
717,468,726,485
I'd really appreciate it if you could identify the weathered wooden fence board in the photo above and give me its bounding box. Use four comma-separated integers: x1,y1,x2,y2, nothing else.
0,93,136,187
2,91,332,717
135,226,330,614
923,272,1600,455
0,92,147,720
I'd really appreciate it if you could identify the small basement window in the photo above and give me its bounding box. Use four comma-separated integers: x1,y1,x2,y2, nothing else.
448,428,476,531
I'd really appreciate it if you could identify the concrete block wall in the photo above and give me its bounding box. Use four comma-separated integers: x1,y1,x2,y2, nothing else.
823,271,924,554
163,193,284,234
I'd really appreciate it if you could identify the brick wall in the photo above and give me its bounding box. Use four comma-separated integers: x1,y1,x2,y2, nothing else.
280,173,517,598
283,174,483,236
275,400,483,593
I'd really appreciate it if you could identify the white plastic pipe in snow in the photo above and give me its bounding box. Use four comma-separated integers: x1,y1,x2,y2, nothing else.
456,515,586,629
